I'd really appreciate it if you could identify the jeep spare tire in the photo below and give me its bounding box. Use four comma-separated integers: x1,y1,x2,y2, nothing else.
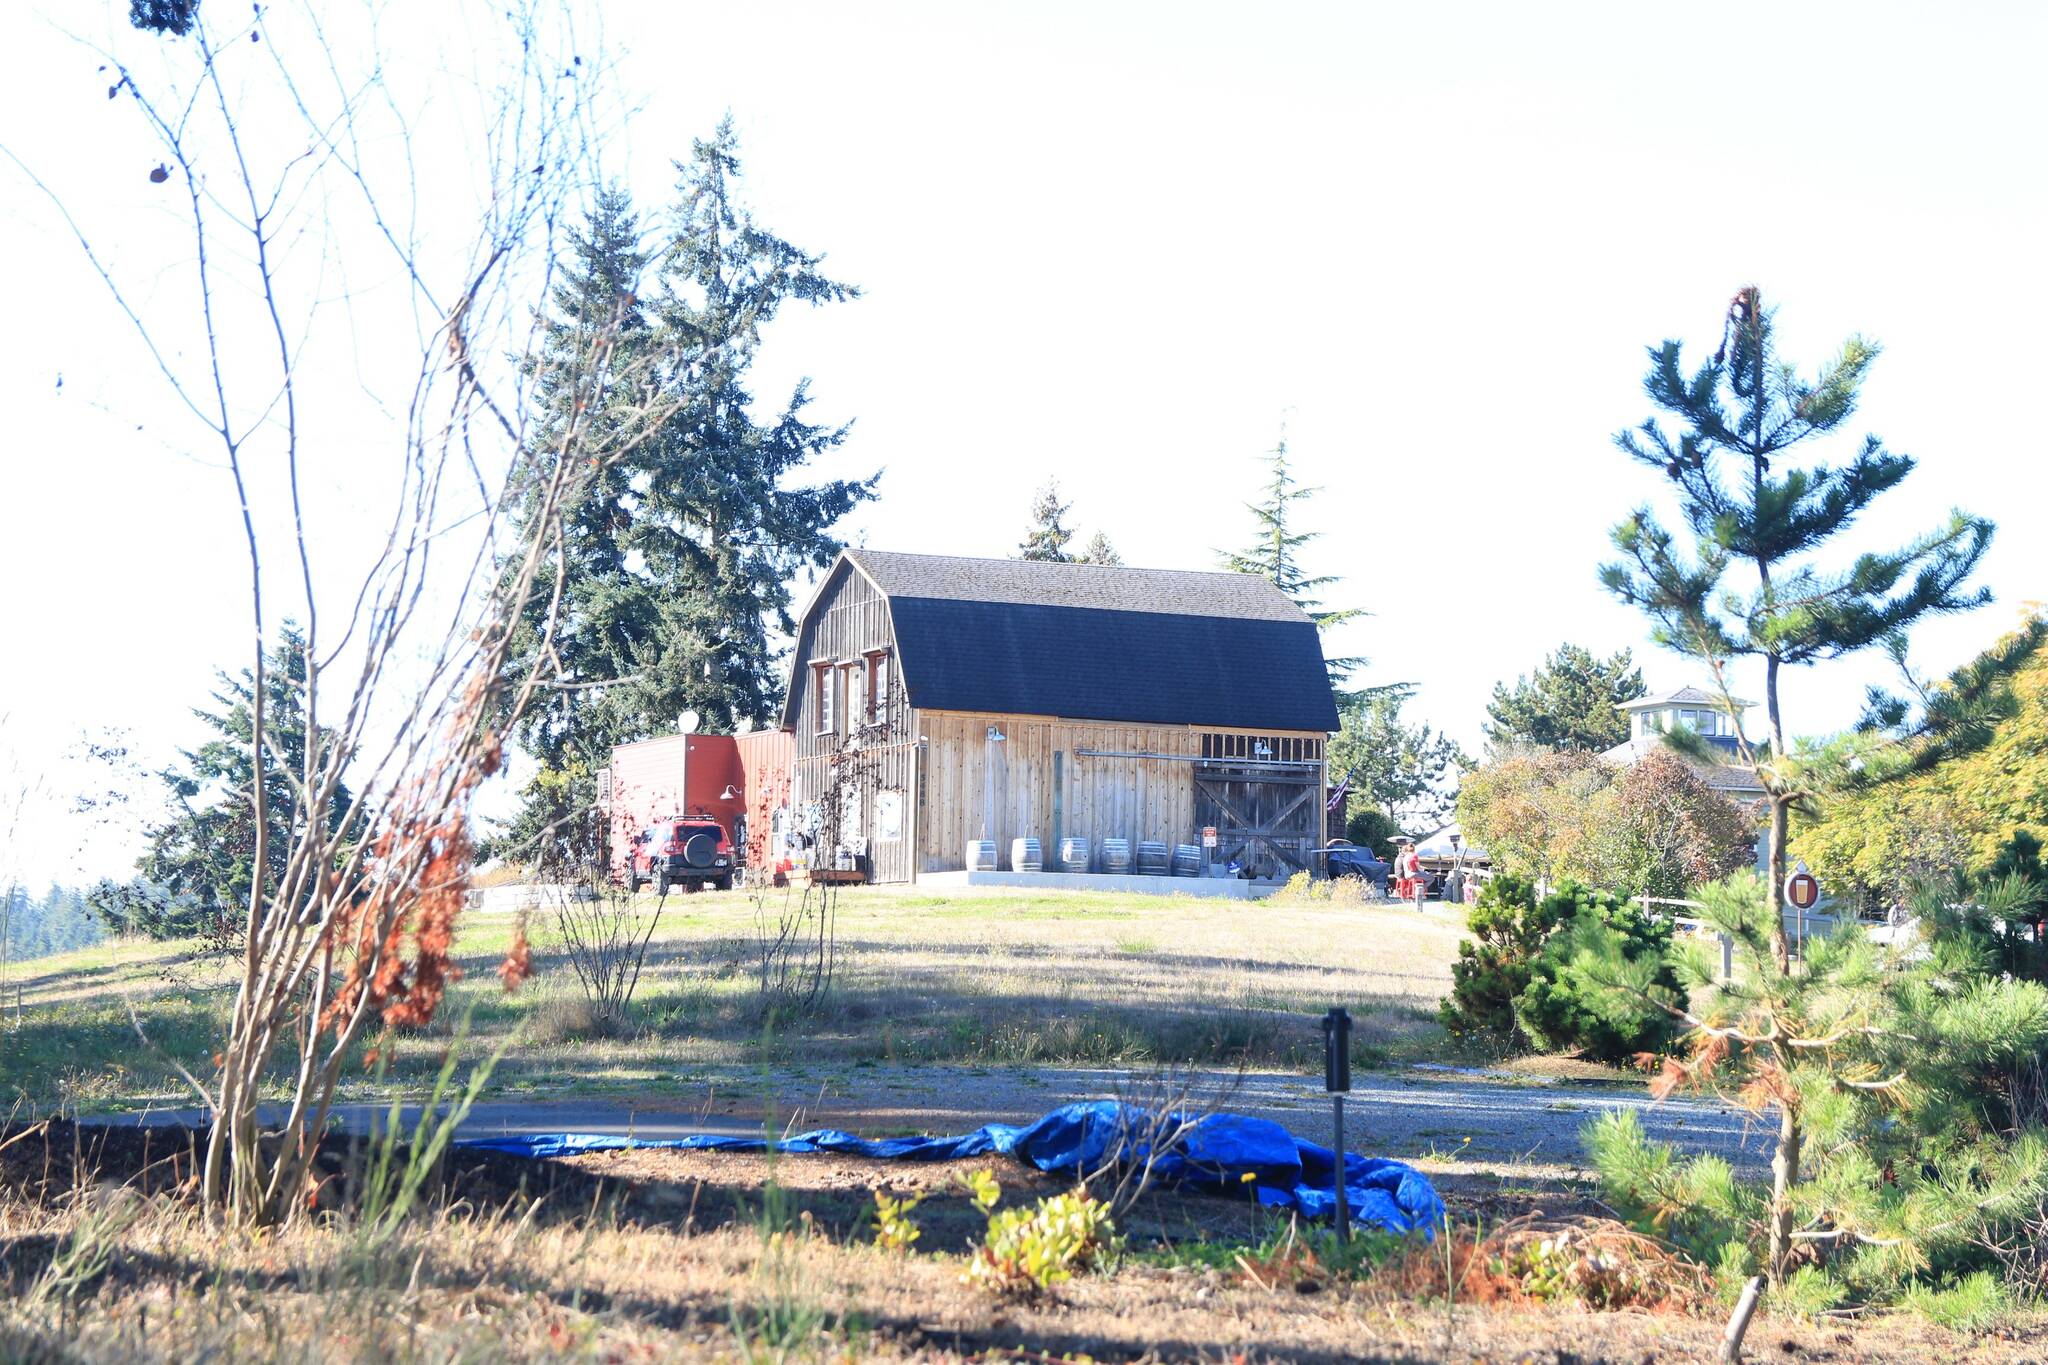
683,829,720,868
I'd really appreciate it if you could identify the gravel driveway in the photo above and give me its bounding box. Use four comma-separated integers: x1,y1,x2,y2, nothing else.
105,1062,1768,1174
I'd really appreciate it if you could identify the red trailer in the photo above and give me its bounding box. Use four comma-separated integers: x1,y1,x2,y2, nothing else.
608,729,793,886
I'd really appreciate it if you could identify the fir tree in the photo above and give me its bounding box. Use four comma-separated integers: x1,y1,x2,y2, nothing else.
501,124,876,864
1485,643,1646,752
1018,479,1076,562
1219,436,1364,686
1078,530,1122,567
92,623,353,941
1601,287,2000,970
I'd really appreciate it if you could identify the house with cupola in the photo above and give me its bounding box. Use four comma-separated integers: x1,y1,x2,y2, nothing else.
1599,685,1767,800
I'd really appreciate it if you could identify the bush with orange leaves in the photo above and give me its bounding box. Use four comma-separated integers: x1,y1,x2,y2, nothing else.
1571,870,2048,1314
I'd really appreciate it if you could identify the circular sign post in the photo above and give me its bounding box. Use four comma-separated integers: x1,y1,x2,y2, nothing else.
1785,867,1820,912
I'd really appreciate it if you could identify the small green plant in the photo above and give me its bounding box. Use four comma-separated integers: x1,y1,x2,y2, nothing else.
27,1189,144,1309
871,1189,923,1253
353,1009,504,1254
957,1169,1118,1296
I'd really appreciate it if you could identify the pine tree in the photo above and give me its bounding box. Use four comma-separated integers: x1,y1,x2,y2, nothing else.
1220,436,1364,686
1577,871,2048,1305
1078,530,1122,567
1485,643,1646,752
501,124,876,864
1601,287,2000,970
1018,480,1076,562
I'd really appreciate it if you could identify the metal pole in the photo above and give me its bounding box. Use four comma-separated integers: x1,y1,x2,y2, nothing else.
1333,1093,1349,1241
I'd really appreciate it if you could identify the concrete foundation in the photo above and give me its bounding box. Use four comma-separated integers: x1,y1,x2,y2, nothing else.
916,869,1277,900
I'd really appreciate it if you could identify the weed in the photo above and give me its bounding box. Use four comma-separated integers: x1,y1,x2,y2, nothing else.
958,1170,1119,1297
871,1189,923,1252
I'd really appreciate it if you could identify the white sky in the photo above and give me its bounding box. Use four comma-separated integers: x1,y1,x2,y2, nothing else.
2,1,2044,886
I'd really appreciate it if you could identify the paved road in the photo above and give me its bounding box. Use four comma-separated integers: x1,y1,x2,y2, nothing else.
97,1063,1768,1172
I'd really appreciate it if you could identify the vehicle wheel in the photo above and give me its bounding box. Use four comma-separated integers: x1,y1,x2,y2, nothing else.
655,870,671,896
714,875,732,892
626,869,642,895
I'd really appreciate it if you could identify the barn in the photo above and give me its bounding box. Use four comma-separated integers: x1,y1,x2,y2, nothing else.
776,549,1340,885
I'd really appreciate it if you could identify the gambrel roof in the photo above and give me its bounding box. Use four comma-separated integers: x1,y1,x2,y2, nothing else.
781,550,1341,734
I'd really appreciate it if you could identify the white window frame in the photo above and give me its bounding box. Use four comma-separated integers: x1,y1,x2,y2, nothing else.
865,649,890,727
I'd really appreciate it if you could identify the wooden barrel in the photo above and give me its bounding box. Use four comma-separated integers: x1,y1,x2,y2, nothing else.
1135,840,1171,875
964,839,998,872
1058,837,1091,872
1099,838,1131,874
1171,843,1201,877
1010,837,1043,872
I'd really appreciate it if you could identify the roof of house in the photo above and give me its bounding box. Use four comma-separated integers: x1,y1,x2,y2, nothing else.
846,550,1309,621
785,551,1341,733
1598,734,1768,795
1621,686,1754,711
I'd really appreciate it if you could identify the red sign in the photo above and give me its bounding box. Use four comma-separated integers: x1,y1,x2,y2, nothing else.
1785,870,1820,911
1202,826,1218,848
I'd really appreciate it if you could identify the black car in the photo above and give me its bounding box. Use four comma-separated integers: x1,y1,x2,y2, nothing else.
626,818,735,894
1323,840,1390,888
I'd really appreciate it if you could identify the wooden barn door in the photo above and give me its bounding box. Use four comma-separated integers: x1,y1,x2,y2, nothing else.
1193,760,1320,879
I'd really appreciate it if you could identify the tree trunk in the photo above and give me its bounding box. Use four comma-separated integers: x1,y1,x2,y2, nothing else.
1767,1102,1802,1285
1762,654,1790,973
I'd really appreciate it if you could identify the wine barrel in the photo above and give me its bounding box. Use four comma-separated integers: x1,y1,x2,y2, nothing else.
1099,838,1131,874
1171,843,1202,877
1010,837,1044,872
1135,840,1171,875
964,839,998,872
1058,836,1092,873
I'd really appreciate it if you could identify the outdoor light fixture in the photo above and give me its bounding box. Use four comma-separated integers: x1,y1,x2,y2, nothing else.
987,725,1007,742
719,785,741,801
1322,1007,1353,1240
1253,740,1271,759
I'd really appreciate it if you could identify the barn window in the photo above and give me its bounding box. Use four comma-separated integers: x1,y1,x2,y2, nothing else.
813,662,834,735
865,650,890,726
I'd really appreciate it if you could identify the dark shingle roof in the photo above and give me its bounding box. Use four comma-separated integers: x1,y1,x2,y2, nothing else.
848,550,1307,622
796,551,1340,733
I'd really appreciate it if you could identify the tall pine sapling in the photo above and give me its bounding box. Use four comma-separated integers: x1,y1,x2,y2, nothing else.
1575,871,2048,1303
1600,287,1997,970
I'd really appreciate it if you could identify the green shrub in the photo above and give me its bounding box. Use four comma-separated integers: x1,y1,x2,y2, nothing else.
1436,874,1565,1048
1902,1272,2013,1333
1345,807,1401,861
1439,876,1683,1060
1514,884,1685,1062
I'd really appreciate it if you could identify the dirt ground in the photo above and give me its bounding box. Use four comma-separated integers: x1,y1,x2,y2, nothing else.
0,1119,2040,1362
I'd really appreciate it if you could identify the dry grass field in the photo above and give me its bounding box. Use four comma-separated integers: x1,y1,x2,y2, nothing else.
1,883,1466,1111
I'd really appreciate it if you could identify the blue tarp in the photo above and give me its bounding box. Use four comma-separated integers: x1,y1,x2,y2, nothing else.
459,1100,1445,1236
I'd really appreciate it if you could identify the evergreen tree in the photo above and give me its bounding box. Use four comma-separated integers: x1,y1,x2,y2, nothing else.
1601,287,2000,969
91,623,352,941
1220,436,1364,686
502,123,876,864
1078,530,1122,567
1326,689,1469,831
1485,643,1646,752
1018,479,1076,562
1577,871,2048,1306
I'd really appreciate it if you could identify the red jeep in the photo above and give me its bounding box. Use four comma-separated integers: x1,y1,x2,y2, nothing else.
624,817,735,894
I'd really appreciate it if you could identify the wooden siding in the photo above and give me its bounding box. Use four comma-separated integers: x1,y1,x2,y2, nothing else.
788,562,919,884
914,710,1326,876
